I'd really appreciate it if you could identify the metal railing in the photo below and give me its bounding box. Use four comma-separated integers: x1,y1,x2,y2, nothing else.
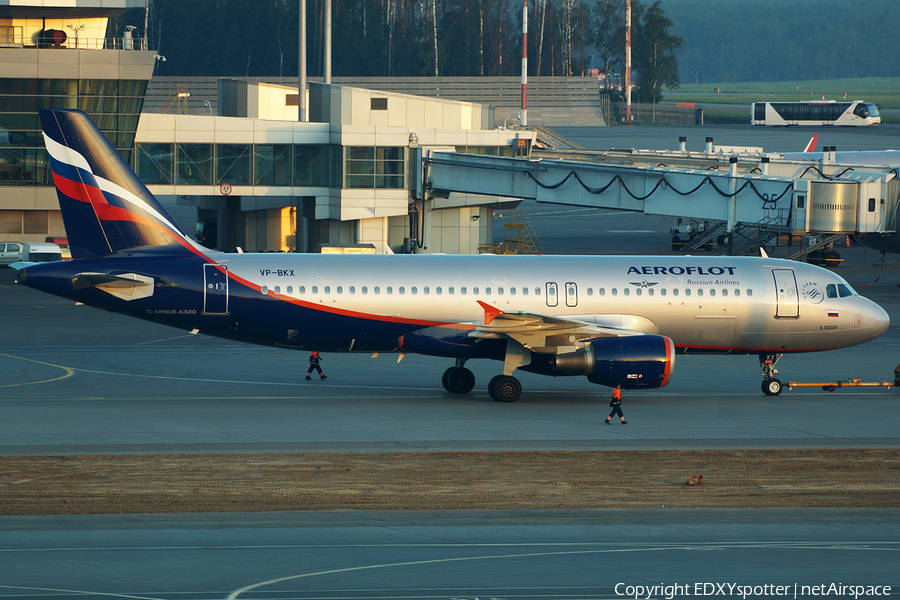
0,28,150,51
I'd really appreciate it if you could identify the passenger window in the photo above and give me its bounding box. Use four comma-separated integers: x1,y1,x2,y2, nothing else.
534,288,541,295
599,288,605,296
411,287,417,294
612,288,618,296
734,289,739,297
587,288,593,296
324,286,330,294
336,286,342,294
399,287,404,294
673,289,679,297
312,286,318,294
510,287,516,295
685,289,691,296
374,286,380,294
424,287,429,294
299,286,306,293
635,288,641,296
449,287,454,295
461,287,467,294
485,288,491,295
387,287,393,294
522,288,528,295
498,287,504,295
660,288,666,296
362,286,367,294
262,286,268,295
709,289,716,297
721,289,727,297
473,287,479,294
747,289,753,297
697,289,703,297
349,286,355,294
648,288,654,296
274,286,281,294
287,286,293,294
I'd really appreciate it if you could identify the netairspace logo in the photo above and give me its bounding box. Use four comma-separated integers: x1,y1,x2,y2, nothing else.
614,583,892,600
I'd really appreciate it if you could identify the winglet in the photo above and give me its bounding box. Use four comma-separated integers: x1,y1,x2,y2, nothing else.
477,300,504,325
803,134,818,153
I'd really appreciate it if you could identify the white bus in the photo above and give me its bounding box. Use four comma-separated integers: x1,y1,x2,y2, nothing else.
751,100,880,126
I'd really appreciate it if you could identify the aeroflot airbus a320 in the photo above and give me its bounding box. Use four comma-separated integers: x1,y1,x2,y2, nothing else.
16,109,891,399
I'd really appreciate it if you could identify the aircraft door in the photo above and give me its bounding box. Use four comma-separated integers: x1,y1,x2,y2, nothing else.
772,268,799,318
546,282,558,307
203,263,229,315
565,282,578,307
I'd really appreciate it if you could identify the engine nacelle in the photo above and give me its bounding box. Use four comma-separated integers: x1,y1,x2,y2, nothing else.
552,335,675,389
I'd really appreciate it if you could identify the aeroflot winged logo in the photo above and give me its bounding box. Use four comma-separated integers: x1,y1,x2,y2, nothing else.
627,265,738,276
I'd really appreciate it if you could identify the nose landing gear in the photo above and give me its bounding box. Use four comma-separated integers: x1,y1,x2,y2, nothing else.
760,353,784,396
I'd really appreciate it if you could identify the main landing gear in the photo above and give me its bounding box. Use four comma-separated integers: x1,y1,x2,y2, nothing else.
760,353,784,396
441,359,522,402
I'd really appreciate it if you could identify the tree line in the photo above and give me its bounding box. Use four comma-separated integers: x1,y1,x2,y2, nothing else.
114,0,680,102
662,0,900,83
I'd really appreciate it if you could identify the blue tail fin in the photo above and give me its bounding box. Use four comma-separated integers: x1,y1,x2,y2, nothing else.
40,108,203,259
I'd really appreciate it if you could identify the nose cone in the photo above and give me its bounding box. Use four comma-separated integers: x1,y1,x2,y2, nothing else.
870,301,890,339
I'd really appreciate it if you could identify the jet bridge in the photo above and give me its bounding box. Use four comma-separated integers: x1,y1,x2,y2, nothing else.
420,147,900,257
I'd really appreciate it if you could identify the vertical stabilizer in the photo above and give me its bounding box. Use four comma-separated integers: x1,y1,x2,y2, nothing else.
40,109,202,259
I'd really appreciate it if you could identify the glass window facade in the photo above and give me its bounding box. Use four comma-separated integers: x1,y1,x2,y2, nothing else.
255,145,292,186
216,144,252,186
345,146,405,189
137,143,174,185
177,144,213,185
0,77,147,187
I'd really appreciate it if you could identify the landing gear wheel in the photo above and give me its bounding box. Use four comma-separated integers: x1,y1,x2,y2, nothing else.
761,378,783,396
442,366,475,394
488,374,522,402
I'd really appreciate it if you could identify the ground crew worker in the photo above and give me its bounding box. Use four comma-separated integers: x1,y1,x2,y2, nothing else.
306,351,326,380
605,384,627,425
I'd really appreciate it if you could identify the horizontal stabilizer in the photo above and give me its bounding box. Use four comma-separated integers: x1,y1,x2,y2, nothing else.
72,272,155,301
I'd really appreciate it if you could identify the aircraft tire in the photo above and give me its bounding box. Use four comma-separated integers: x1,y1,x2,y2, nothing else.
488,375,522,402
443,367,476,394
761,378,783,396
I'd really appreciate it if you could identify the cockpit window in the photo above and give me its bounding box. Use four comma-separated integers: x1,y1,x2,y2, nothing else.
827,283,855,298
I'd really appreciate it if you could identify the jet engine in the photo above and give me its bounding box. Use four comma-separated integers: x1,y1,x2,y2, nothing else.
551,335,675,389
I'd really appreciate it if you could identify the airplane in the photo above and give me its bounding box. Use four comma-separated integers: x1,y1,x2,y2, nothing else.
14,108,891,400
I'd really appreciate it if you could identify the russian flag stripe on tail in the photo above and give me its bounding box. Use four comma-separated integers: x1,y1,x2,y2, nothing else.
39,109,205,260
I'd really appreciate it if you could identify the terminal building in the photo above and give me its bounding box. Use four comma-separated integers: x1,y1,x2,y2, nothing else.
0,0,533,255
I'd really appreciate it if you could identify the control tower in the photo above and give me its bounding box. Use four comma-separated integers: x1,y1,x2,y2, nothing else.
0,1,157,242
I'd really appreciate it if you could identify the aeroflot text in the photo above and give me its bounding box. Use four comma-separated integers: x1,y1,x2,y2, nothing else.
614,583,891,599
626,266,737,276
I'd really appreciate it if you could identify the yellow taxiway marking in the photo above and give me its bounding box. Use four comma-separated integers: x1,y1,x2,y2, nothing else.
0,353,74,388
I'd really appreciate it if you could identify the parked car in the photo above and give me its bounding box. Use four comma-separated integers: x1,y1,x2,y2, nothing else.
19,242,62,263
0,241,23,266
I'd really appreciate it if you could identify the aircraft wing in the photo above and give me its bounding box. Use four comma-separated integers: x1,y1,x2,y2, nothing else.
469,300,652,353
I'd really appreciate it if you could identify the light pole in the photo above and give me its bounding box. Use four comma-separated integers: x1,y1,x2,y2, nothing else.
66,24,84,48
